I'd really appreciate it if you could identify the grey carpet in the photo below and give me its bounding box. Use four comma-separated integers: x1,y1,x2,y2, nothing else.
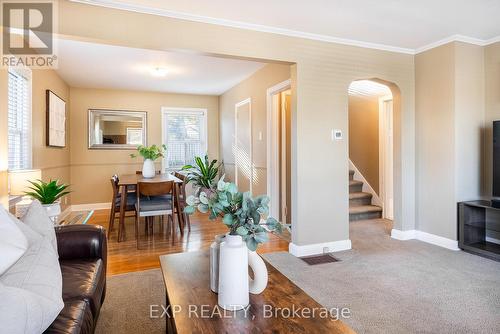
263,219,500,334
95,269,166,334
96,220,500,334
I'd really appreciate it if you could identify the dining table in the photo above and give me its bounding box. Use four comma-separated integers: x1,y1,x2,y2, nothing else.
116,173,184,242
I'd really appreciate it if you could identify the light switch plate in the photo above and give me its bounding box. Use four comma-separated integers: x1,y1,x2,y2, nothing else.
332,129,342,140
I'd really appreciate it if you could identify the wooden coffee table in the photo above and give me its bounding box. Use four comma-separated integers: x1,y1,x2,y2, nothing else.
159,250,355,333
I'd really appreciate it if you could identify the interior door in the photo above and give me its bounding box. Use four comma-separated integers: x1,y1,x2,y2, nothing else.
235,99,252,193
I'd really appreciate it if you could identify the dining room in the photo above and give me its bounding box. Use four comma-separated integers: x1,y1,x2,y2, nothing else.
42,37,293,274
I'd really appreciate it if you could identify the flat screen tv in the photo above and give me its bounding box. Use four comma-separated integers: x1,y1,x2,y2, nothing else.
493,121,500,198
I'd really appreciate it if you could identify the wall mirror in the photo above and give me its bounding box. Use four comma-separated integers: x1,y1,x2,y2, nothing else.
88,109,147,149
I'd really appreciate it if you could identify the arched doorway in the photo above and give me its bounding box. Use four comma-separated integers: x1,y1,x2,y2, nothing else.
347,79,401,233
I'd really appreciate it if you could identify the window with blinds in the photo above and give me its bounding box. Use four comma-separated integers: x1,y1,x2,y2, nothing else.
163,109,207,170
8,69,31,170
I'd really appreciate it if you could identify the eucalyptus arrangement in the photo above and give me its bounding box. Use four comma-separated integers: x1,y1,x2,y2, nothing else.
130,144,166,161
185,176,281,251
182,155,221,191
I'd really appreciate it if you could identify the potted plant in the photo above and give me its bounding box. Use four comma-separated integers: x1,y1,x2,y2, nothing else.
130,144,166,178
24,179,70,222
182,155,221,194
185,176,281,310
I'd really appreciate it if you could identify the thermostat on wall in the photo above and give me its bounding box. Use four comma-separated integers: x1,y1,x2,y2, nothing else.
332,129,343,141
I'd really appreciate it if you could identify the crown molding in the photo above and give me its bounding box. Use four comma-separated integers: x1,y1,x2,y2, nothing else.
415,34,500,54
71,0,500,55
70,0,415,54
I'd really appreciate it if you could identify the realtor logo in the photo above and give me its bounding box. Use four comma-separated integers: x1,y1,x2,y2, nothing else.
1,0,57,68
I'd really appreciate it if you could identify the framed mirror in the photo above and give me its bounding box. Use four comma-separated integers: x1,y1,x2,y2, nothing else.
88,109,147,149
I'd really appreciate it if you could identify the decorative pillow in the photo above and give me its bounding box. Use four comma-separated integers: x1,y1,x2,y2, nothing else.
0,212,64,333
0,282,51,334
21,200,59,256
0,206,28,275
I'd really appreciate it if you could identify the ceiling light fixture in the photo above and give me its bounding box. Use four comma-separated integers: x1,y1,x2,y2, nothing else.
150,67,168,77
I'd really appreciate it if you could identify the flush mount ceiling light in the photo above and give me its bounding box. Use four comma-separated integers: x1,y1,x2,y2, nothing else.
150,67,168,77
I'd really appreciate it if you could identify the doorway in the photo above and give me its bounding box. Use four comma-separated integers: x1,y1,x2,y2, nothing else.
234,98,252,193
348,80,393,221
267,80,292,226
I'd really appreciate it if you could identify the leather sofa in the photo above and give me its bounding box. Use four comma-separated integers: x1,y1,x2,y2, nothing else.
45,225,107,334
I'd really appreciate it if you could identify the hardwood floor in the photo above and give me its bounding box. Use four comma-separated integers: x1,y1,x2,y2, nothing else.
87,209,289,276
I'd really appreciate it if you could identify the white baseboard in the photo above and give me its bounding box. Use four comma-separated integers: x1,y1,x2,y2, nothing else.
70,202,111,211
390,228,417,240
289,239,352,257
391,228,459,251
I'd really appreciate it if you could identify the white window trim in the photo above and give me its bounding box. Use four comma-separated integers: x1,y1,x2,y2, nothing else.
161,107,208,172
126,127,143,145
7,67,32,171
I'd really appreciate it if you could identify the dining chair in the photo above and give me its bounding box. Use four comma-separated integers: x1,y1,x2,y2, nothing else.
174,171,191,232
135,181,180,249
108,175,137,240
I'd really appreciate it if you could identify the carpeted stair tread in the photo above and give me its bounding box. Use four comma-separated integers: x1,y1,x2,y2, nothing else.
349,180,363,186
349,192,372,200
349,205,382,214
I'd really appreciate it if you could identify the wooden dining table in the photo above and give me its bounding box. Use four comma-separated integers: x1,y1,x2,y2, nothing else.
117,173,184,242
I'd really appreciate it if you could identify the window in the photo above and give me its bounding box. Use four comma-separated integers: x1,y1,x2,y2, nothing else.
126,128,143,145
162,108,208,170
8,69,31,170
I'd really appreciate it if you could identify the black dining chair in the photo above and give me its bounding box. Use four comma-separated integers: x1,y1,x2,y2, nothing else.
108,175,137,241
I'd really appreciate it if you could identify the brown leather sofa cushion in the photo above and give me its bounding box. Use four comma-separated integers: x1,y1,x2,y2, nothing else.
60,259,105,317
44,300,94,334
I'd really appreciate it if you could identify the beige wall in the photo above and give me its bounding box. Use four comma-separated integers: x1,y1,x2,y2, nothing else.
31,69,71,210
219,63,291,196
69,87,219,204
483,42,500,197
348,95,379,193
56,0,417,247
416,42,485,240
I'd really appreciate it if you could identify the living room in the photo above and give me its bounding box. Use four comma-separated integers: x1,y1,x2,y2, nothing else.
1,1,500,333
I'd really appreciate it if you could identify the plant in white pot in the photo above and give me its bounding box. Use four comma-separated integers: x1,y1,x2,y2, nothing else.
130,144,166,178
24,179,70,223
185,175,282,311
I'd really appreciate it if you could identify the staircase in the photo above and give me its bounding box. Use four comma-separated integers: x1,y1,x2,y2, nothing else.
349,170,382,221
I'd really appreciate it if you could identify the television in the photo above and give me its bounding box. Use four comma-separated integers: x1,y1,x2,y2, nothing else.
493,121,500,200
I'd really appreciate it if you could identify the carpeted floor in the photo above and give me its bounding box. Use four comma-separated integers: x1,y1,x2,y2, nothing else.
96,220,500,334
263,220,500,334
95,269,166,333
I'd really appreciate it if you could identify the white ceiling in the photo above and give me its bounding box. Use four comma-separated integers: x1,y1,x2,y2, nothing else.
349,80,392,98
73,0,500,53
55,39,266,95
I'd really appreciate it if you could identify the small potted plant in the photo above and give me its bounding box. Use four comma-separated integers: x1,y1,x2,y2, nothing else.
24,179,70,222
130,144,166,178
182,155,221,195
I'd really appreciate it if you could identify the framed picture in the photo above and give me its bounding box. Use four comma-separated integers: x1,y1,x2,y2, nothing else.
46,90,66,147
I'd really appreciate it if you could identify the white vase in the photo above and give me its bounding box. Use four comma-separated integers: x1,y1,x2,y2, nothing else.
210,234,225,293
218,234,249,310
43,202,61,224
142,159,155,178
248,251,268,294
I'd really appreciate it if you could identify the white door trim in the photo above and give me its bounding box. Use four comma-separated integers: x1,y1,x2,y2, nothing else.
160,107,208,173
266,79,291,219
234,98,252,193
378,95,393,219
